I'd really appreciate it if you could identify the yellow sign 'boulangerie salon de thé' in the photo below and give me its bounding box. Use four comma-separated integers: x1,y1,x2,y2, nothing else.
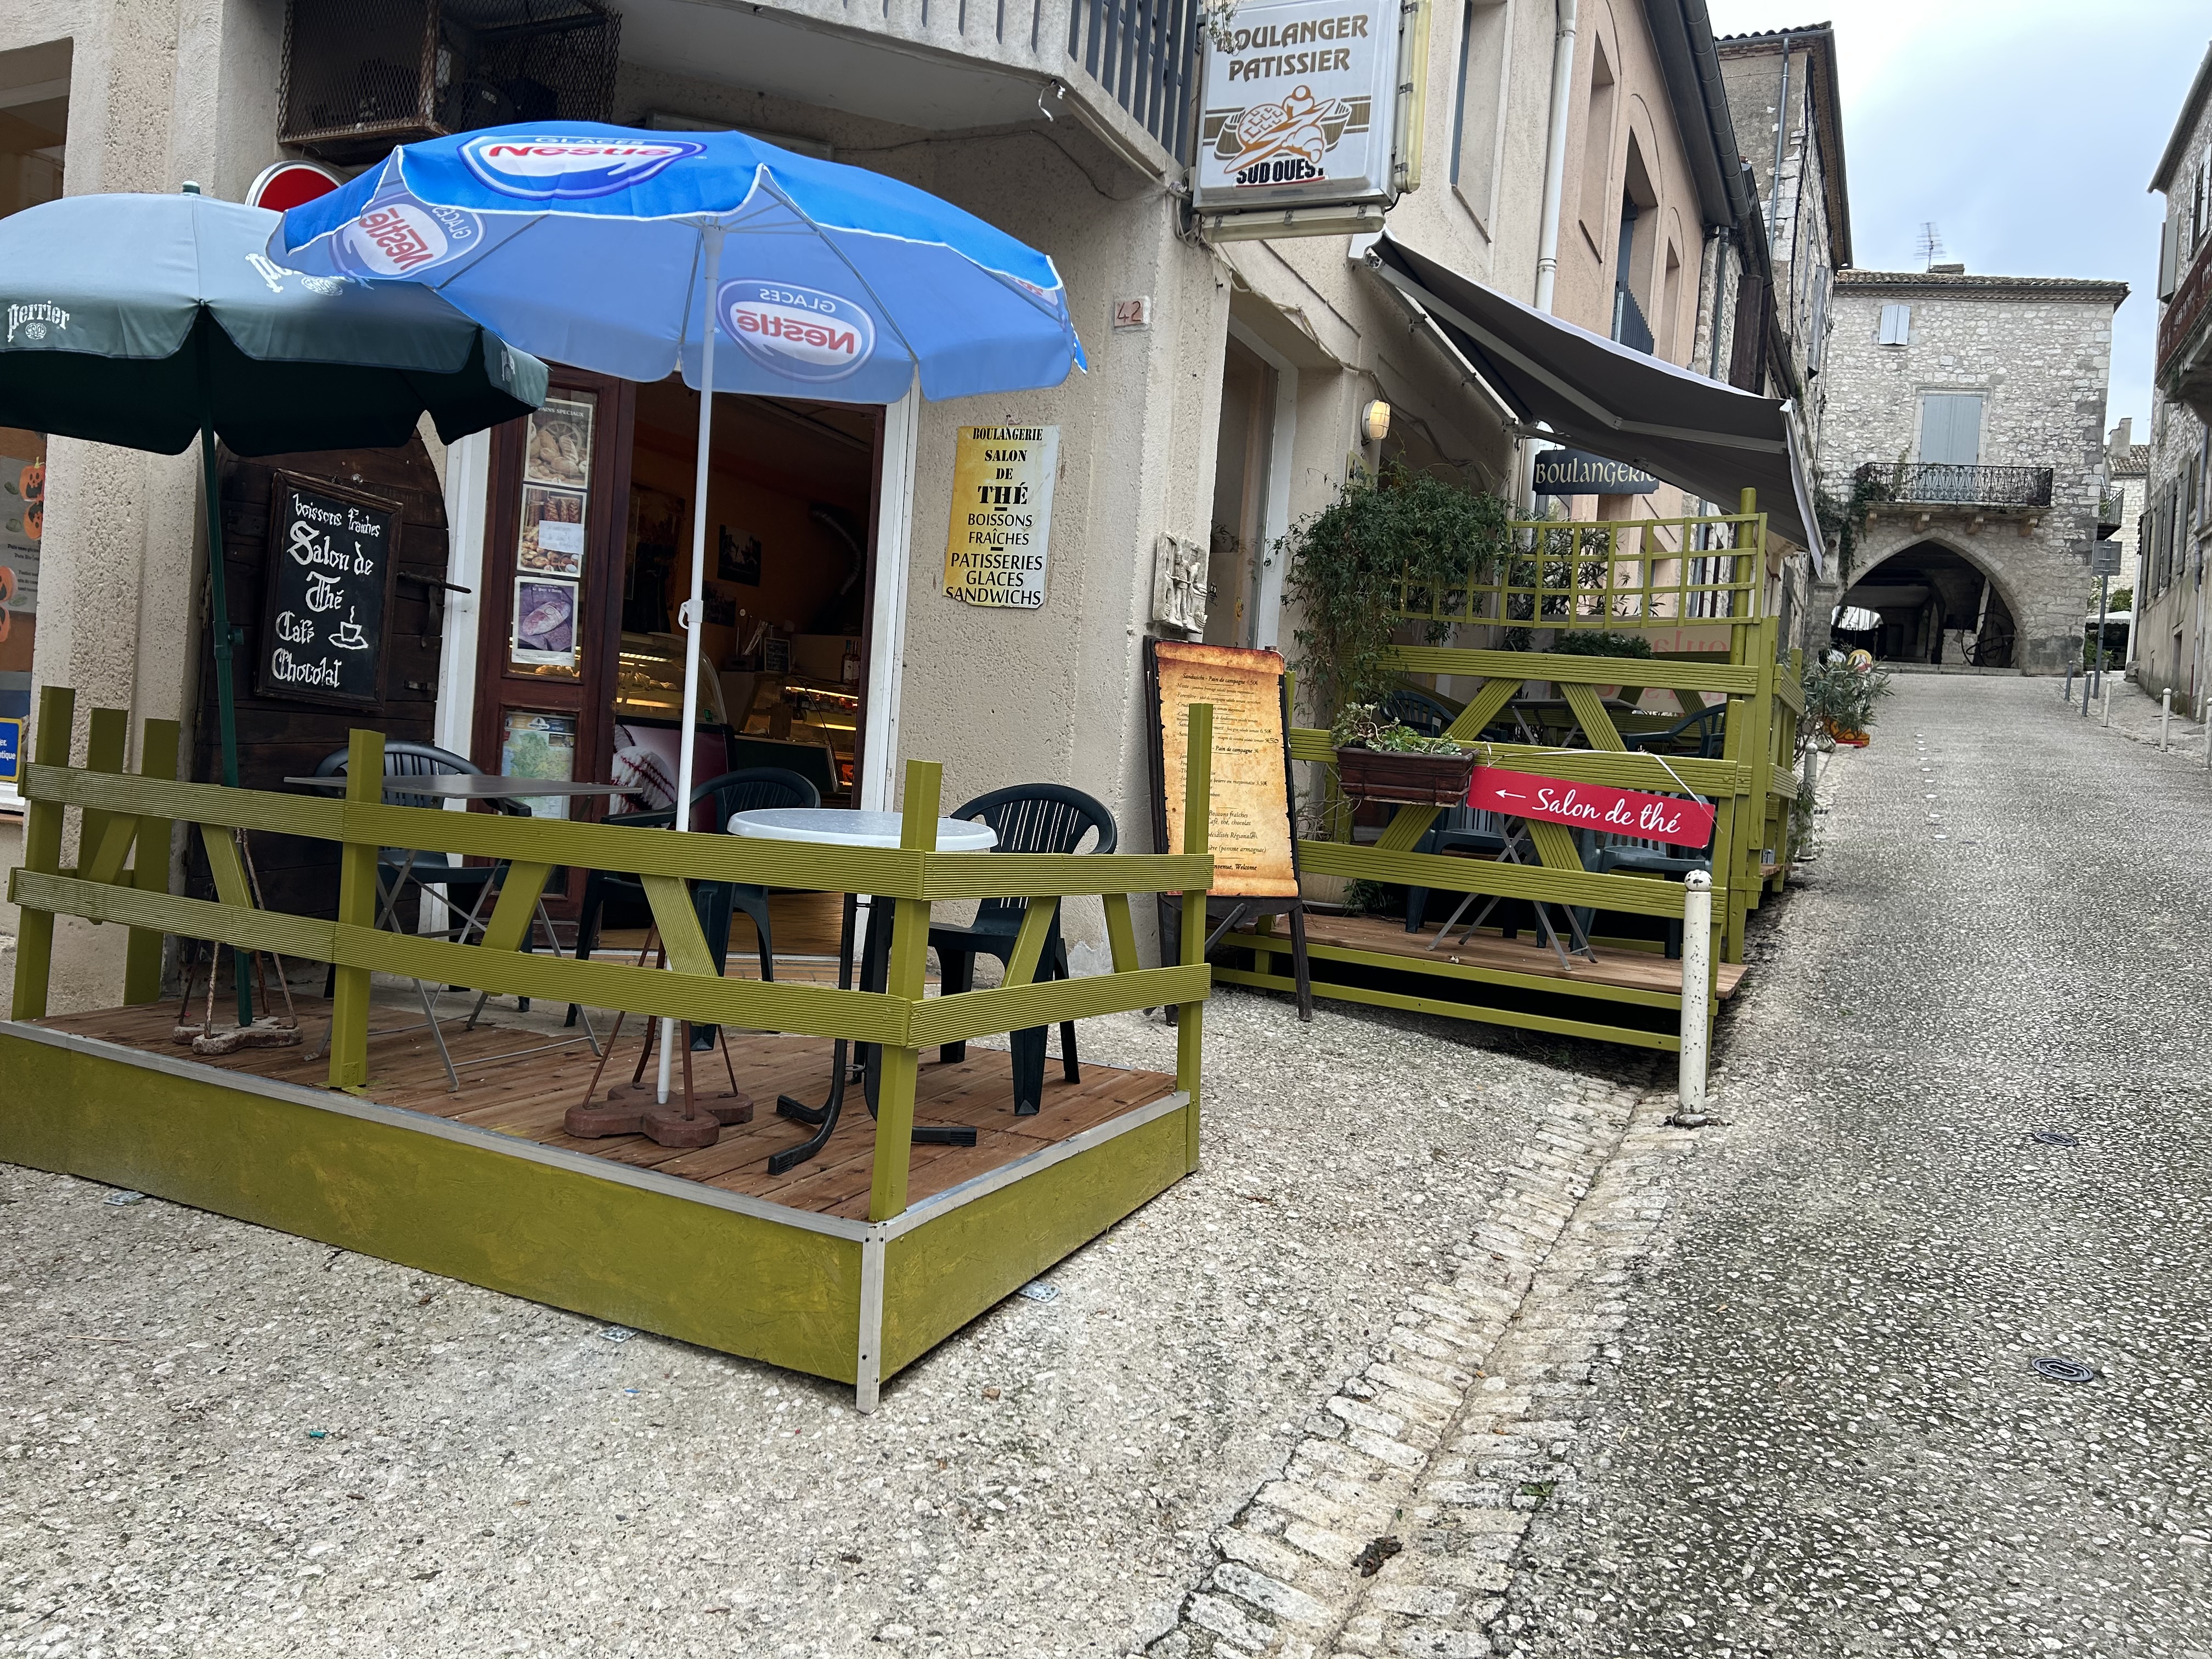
943,424,1058,610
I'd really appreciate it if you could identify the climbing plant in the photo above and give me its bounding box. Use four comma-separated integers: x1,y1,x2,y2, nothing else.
1283,464,1513,718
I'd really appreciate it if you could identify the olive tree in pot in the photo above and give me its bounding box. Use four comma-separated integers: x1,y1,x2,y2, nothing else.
1283,464,1512,809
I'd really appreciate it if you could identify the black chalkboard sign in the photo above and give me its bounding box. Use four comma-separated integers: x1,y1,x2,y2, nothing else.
256,473,401,707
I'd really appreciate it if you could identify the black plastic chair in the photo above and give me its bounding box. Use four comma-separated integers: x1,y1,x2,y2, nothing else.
928,785,1116,1115
1622,703,1727,758
567,768,820,1040
1382,685,1458,738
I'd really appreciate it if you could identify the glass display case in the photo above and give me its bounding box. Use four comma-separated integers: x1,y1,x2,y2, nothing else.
612,631,729,725
740,673,860,794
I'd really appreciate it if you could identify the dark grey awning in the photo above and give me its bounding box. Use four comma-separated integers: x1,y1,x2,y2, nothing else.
1364,233,1824,570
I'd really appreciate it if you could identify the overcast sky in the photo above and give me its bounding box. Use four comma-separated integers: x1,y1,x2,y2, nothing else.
1705,0,2210,435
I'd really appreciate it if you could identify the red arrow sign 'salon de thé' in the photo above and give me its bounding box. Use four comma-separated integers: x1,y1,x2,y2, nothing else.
1470,766,1716,849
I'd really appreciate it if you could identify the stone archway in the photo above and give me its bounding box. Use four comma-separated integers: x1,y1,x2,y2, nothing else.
1836,535,2027,668
1824,515,2093,674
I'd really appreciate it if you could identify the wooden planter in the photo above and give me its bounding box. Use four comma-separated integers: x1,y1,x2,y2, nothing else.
1335,744,1477,806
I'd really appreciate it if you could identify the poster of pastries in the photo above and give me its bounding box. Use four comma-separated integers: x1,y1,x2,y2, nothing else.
511,576,579,669
522,395,595,489
517,484,586,577
1149,639,1298,898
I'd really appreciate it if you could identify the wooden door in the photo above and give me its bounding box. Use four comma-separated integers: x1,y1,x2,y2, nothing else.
472,368,636,909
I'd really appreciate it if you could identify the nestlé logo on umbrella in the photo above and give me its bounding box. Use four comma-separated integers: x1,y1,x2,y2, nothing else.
718,281,876,382
460,136,706,200
338,197,482,278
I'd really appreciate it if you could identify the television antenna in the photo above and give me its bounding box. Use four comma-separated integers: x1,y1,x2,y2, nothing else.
1917,222,1946,270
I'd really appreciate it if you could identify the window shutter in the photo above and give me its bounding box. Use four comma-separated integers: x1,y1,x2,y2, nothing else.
1729,275,1769,390
2161,215,2181,301
1877,302,1910,346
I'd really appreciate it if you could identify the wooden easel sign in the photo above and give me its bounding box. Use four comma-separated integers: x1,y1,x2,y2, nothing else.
1146,639,1299,896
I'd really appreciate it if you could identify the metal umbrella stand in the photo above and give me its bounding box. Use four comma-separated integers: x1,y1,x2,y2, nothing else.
0,185,546,1027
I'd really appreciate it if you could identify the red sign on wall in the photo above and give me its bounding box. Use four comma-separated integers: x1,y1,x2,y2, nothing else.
1470,766,1716,849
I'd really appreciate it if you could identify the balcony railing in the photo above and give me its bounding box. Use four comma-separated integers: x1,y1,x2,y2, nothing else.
1612,284,1654,356
1856,461,2054,510
1068,0,1200,163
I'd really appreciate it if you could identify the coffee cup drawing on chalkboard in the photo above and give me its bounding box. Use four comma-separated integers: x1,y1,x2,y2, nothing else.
330,608,370,650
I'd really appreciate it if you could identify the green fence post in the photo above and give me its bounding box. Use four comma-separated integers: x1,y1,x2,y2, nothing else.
327,727,384,1090
1177,703,1214,1172
867,759,940,1225
123,718,181,1005
9,685,75,1020
79,708,128,887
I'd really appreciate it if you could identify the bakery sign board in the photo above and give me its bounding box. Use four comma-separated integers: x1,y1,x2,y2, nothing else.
1193,0,1403,213
944,425,1058,610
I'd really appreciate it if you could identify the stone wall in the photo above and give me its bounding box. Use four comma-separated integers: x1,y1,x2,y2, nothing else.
1815,276,2124,673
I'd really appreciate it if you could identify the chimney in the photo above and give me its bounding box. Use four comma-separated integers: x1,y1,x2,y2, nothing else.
1929,262,1965,275
2109,416,2133,458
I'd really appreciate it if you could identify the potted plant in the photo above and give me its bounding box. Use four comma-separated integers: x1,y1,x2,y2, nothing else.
1330,703,1479,805
1802,653,1892,747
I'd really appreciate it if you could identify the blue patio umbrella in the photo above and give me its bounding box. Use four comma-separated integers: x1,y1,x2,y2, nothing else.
269,123,1087,821
270,122,1087,1104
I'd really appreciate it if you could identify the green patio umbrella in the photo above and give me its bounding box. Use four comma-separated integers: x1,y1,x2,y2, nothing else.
0,185,547,1021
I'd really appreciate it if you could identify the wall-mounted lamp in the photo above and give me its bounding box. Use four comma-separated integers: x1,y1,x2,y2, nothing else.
1361,399,1391,443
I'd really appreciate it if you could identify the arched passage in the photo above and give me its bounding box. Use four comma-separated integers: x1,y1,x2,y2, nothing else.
1834,538,2023,668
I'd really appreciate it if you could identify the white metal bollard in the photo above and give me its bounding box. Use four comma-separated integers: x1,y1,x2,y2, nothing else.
2102,678,2113,727
2162,687,2174,752
1801,743,1819,799
1679,871,1713,1116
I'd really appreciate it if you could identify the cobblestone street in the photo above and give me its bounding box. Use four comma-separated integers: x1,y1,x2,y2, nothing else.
1489,674,2212,1657
9,676,2212,1658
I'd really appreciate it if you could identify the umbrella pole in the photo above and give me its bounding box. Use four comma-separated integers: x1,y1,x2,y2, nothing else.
661,223,728,1107
200,422,253,1028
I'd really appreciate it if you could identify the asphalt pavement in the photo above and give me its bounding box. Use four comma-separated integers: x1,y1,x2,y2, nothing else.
1497,674,2212,1657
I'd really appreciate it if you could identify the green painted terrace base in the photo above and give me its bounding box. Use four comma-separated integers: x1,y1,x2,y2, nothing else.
1215,936,1692,1052
0,1022,1193,1404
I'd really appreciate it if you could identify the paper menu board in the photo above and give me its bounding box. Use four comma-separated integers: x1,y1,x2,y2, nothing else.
1149,639,1298,898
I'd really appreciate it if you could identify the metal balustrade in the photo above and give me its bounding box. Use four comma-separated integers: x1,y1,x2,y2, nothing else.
1066,0,1200,163
1857,461,2055,509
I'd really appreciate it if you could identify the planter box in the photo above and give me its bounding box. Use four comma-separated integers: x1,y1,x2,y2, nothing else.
1335,745,1476,806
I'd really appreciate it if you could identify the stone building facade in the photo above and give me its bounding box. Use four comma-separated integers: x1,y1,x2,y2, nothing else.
1814,267,2126,674
0,0,1824,1007
2137,41,2212,708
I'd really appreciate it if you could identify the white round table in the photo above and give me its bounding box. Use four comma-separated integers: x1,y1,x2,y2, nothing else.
726,806,994,1173
727,806,997,851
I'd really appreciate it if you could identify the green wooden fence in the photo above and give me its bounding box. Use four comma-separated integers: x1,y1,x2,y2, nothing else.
1219,490,1802,1051
8,687,1218,1221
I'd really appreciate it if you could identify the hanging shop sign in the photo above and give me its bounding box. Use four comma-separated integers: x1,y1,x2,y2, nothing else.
944,424,1058,610
1531,449,1661,495
1469,766,1716,850
1192,0,1408,228
256,473,400,707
